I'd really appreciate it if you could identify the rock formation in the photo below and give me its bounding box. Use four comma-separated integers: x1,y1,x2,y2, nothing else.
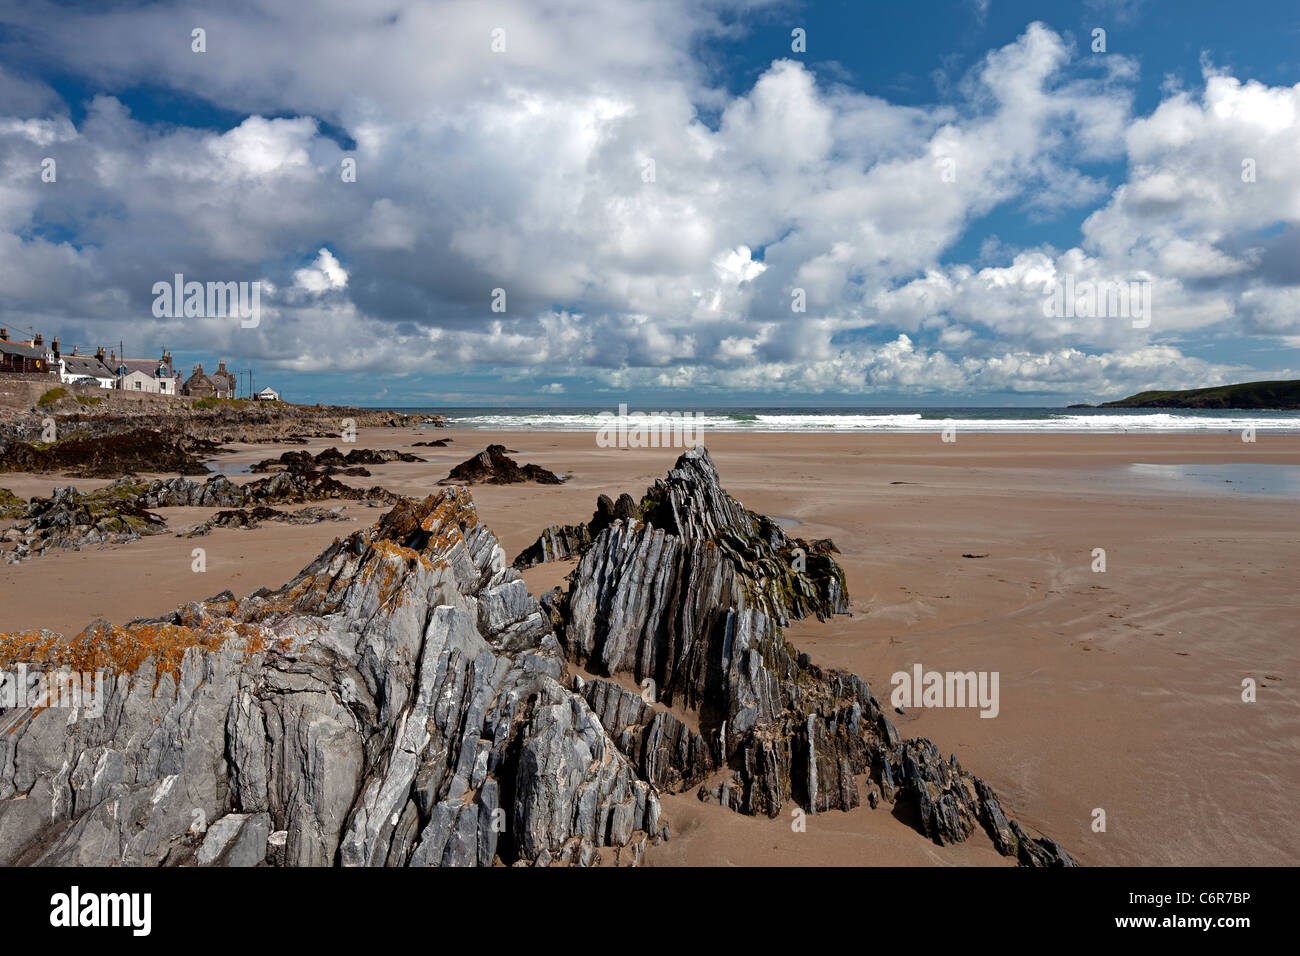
182,505,354,536
249,447,425,475
0,488,662,866
439,444,563,485
0,448,1070,866
0,487,23,519
512,493,639,569
0,428,213,477
139,473,403,508
522,447,1073,865
2,483,168,563
2,475,403,563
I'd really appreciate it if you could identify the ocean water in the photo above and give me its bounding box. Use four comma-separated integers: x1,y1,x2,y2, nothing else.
376,405,1300,434
1126,463,1300,496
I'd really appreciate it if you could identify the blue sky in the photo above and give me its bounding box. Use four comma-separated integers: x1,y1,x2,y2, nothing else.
1,0,1298,406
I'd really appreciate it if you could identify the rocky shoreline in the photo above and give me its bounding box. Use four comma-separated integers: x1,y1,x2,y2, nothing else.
0,448,1072,866
0,400,444,476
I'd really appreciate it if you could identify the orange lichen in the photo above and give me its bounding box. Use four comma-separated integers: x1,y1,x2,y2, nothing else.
0,487,487,702
0,617,276,693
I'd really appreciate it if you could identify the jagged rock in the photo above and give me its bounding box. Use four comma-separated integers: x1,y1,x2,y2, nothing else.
0,447,1072,868
413,439,451,447
141,473,404,509
893,740,978,845
197,812,271,866
2,482,168,563
580,678,716,791
0,487,658,867
527,447,1072,865
1011,821,1075,867
0,428,213,477
439,445,564,485
552,448,858,820
512,524,591,568
183,505,353,536
512,492,639,568
140,475,245,508
0,487,25,519
973,776,1019,856
249,447,424,474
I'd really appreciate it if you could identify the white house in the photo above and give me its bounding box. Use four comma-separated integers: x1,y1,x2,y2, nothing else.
114,351,180,394
57,353,115,389
255,386,281,401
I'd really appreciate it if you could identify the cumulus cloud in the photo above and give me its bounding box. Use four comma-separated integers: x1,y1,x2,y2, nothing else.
0,3,1296,400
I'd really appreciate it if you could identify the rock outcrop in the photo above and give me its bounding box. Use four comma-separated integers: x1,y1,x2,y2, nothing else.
0,448,1070,867
249,447,425,474
440,445,563,485
2,475,404,562
512,493,639,569
0,488,663,866
140,473,403,508
528,447,1072,865
0,428,213,477
0,487,24,519
2,483,168,563
182,505,354,536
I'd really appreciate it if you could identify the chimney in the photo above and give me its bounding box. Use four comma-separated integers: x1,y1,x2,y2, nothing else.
72,344,79,355
110,348,116,364
218,359,227,374
33,333,43,347
0,328,7,341
52,337,60,358
95,346,106,364
193,363,202,375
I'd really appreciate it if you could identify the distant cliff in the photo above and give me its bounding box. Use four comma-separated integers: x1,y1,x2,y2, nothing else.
1098,380,1300,409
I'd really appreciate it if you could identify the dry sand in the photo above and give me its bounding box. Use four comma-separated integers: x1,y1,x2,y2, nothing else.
2,429,1297,867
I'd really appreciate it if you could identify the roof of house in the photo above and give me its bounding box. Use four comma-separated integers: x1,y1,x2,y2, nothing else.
0,340,47,360
184,371,216,389
117,358,175,376
61,355,114,378
257,386,279,394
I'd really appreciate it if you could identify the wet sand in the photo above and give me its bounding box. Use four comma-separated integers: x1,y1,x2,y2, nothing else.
2,429,1298,866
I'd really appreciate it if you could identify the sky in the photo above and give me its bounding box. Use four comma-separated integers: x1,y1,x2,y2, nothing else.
1,0,1298,407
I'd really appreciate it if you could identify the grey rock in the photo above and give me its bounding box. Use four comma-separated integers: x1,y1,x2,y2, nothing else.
0,488,655,867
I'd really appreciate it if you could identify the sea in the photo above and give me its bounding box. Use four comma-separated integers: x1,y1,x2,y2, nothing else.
373,405,1300,434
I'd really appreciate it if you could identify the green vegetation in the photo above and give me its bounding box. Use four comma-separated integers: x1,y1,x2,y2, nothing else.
1101,379,1300,409
37,387,69,407
190,396,253,410
75,394,102,406
0,487,26,519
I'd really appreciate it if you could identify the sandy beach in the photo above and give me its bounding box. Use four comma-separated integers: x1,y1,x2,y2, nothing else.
3,428,1297,867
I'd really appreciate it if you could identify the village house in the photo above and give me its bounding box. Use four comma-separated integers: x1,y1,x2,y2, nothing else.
210,359,237,398
54,342,116,388
112,349,181,394
255,386,281,401
182,362,236,399
181,363,217,398
0,328,49,374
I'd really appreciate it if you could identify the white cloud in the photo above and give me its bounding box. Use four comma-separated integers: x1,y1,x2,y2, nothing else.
0,7,1295,399
293,248,349,293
